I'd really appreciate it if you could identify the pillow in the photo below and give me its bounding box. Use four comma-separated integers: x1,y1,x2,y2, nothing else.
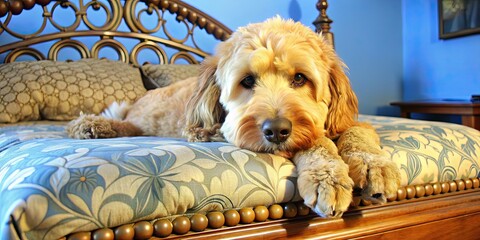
0,59,146,123
140,64,200,89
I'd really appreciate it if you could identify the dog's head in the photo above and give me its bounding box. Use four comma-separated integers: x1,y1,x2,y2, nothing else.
185,17,358,158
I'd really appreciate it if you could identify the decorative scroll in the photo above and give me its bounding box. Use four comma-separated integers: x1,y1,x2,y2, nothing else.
0,0,233,66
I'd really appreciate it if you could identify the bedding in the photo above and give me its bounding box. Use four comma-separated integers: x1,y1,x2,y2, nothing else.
1,115,479,239
1,0,480,239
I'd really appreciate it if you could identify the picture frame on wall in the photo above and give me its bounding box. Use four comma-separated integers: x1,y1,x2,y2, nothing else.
438,0,480,39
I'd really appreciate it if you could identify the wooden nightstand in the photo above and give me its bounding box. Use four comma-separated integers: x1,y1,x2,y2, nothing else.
390,100,480,131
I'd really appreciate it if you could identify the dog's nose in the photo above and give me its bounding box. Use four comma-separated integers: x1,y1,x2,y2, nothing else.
262,118,292,144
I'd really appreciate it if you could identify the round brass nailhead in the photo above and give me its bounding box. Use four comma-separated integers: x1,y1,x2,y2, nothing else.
268,204,284,219
254,205,269,222
464,179,473,189
296,203,310,216
153,219,172,238
239,208,255,224
133,221,153,240
114,225,134,240
206,211,225,229
473,178,480,188
415,185,426,198
190,214,208,232
92,228,114,240
472,178,480,188
441,182,450,193
68,232,91,240
397,187,407,200
424,184,434,196
449,181,458,192
432,182,442,195
224,209,240,227
387,193,398,202
283,203,298,218
406,185,416,199
456,179,466,191
172,216,191,235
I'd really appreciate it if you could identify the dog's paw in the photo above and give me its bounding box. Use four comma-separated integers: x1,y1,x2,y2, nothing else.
345,152,400,203
66,114,117,139
296,158,354,218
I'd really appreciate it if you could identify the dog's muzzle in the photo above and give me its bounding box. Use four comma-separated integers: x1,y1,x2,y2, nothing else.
262,117,292,144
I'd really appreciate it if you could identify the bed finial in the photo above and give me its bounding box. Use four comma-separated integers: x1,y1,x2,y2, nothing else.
313,0,334,48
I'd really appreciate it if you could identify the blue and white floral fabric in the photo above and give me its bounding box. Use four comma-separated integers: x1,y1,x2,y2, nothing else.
1,115,479,239
360,115,480,186
0,122,298,239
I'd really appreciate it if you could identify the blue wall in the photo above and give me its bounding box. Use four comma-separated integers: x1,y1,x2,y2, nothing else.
184,0,404,116
328,1,403,116
403,0,480,101
188,0,480,116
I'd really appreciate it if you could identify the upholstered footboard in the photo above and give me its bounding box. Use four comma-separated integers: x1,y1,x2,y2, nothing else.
1,115,479,239
60,179,480,239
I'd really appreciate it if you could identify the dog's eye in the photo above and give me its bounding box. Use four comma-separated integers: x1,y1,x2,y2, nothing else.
292,73,307,87
240,75,256,89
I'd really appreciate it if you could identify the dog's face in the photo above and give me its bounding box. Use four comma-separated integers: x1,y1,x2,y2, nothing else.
186,17,358,158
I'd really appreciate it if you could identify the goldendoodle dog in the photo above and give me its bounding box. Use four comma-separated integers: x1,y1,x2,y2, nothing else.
67,17,400,218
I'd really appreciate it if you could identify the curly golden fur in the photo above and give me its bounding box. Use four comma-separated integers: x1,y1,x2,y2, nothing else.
67,17,400,217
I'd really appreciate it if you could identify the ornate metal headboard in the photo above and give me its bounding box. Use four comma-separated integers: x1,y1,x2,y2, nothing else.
0,0,333,65
0,0,232,66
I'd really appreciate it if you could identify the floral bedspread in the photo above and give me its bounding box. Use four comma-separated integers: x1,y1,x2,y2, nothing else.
1,115,479,239
362,115,480,185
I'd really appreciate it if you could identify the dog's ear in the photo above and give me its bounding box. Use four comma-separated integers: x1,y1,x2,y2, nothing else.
324,58,359,138
184,56,225,142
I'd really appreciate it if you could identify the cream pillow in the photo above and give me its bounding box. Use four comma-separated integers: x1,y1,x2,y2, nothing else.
0,59,146,123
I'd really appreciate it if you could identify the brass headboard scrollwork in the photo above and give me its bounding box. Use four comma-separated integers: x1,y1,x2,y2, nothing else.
0,0,233,66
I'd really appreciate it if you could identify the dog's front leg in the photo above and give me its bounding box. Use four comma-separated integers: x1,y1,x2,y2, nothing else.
336,124,401,203
292,136,354,218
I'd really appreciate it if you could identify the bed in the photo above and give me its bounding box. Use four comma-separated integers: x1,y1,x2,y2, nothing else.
1,0,479,239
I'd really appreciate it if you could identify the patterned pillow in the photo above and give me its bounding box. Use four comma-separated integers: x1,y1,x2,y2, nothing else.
140,64,200,89
0,59,146,123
